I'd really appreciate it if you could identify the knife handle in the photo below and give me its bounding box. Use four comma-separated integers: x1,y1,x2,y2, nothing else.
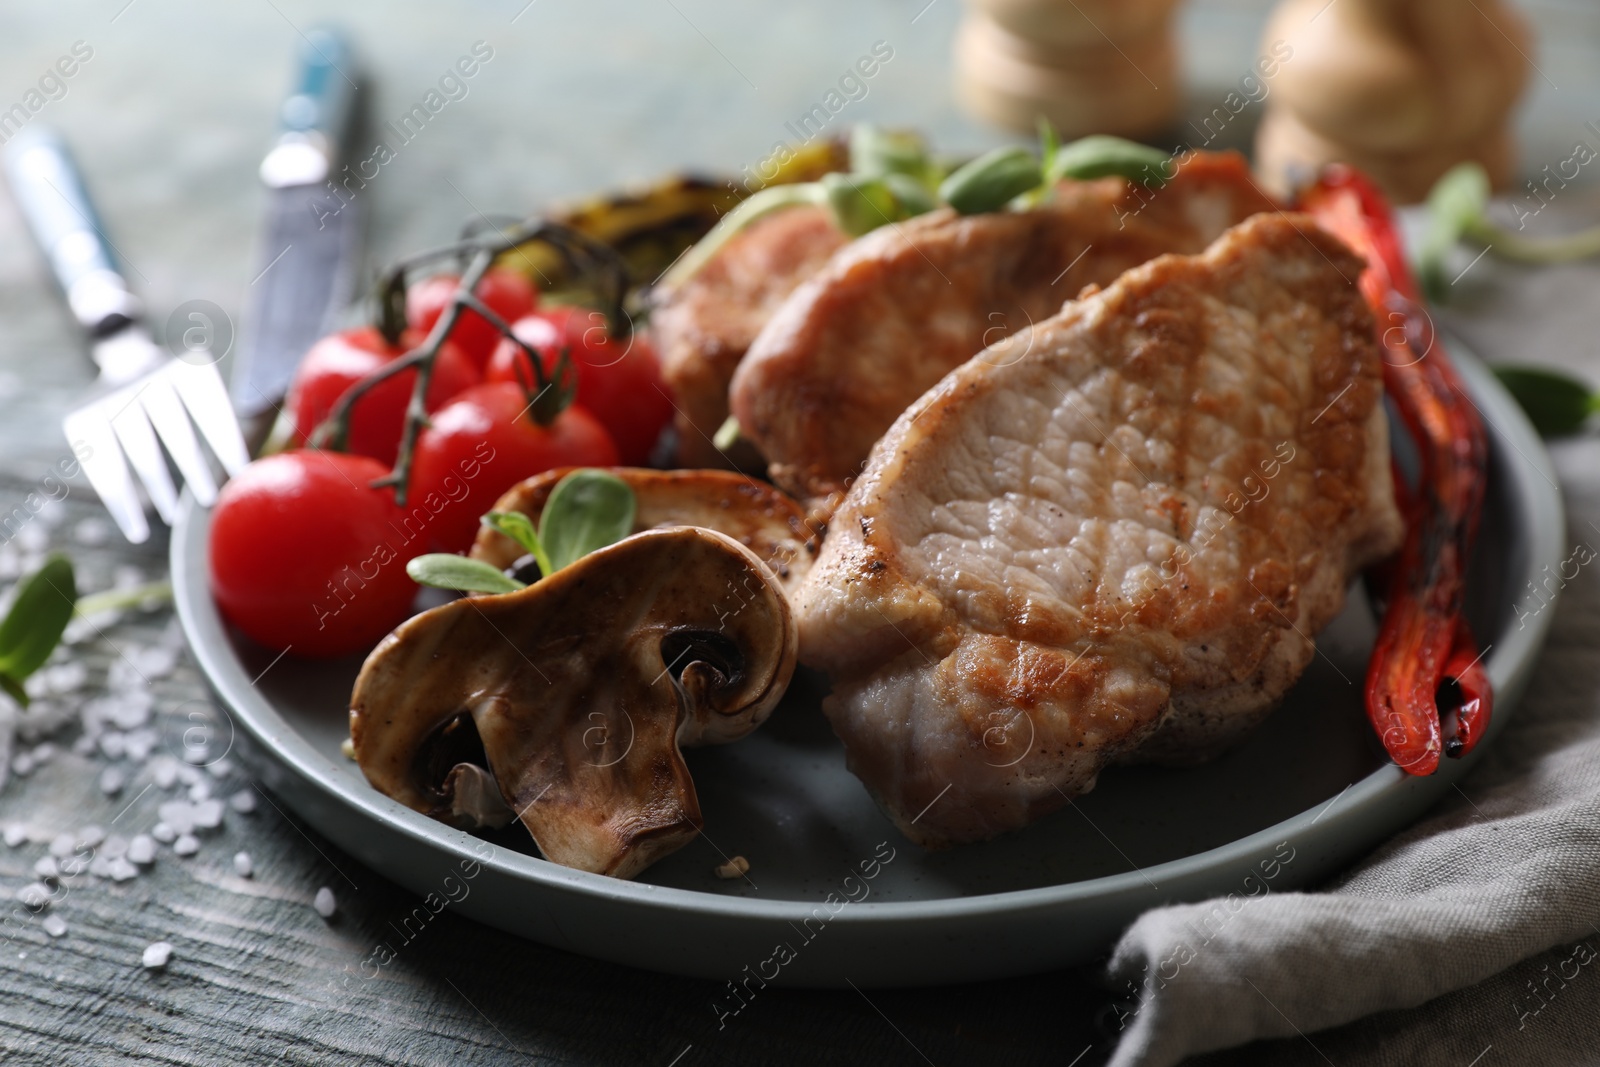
2,125,140,337
260,27,357,188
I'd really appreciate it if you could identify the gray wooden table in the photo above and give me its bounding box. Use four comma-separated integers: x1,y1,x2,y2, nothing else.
2,2,1598,1064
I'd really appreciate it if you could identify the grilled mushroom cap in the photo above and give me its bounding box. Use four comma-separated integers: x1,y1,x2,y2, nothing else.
350,526,798,880
470,467,818,592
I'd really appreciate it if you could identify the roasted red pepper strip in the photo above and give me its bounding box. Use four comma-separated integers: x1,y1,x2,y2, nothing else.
1298,166,1491,776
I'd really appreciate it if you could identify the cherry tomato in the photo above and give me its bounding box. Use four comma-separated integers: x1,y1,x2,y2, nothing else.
288,326,479,467
407,268,539,371
486,307,673,464
408,381,619,552
209,451,418,658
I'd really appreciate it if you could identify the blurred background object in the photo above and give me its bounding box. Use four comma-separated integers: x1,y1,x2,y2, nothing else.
1254,0,1532,202
955,0,1184,138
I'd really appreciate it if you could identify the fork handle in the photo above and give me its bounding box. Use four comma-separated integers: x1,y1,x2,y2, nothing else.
2,125,141,338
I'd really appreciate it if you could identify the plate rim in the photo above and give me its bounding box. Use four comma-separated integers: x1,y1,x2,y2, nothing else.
171,337,1564,927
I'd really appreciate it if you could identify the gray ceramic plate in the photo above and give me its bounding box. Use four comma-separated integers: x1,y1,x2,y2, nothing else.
171,337,1561,988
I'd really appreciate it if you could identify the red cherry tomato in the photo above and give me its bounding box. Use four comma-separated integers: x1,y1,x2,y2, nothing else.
407,268,539,371
288,326,479,467
208,451,418,658
486,308,673,464
408,381,619,552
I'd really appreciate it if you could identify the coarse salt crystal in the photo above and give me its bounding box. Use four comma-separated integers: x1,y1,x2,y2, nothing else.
88,855,115,878
156,801,195,835
42,915,66,939
48,834,75,858
99,767,126,796
11,753,34,777
17,883,52,910
173,834,199,857
100,835,128,859
313,887,336,919
57,854,88,877
233,853,253,878
175,765,201,786
3,825,26,848
107,857,138,882
141,941,172,969
30,743,55,764
123,729,156,762
71,735,97,756
32,857,59,881
73,517,111,546
75,826,105,850
207,758,235,779
98,732,126,760
131,646,177,679
151,759,178,790
150,823,176,844
188,780,212,802
191,800,224,831
127,835,155,865
229,790,256,814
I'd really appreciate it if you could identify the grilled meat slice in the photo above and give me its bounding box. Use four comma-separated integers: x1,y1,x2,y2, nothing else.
796,213,1404,847
652,204,847,469
730,152,1279,506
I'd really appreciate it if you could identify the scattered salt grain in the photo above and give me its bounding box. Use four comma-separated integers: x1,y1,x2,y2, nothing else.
58,854,89,877
100,835,128,859
71,735,97,756
233,852,252,878
33,857,59,881
173,834,199,857
30,742,55,765
11,753,34,777
340,737,356,760
4,825,26,847
190,799,224,831
151,758,178,790
107,857,138,882
188,779,211,802
88,855,114,878
98,767,125,796
156,801,195,835
15,524,48,554
73,517,111,546
42,915,66,939
17,883,52,910
75,826,105,850
141,941,172,969
313,887,336,919
127,835,155,865
206,758,234,779
123,728,156,762
48,834,75,858
229,790,256,814
175,765,201,786
150,823,176,844
98,732,126,760
129,645,177,680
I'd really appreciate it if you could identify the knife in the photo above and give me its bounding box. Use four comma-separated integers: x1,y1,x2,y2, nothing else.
2,126,166,386
231,27,365,450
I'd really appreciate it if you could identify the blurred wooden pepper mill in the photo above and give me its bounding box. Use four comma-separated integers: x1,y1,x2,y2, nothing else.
955,0,1183,139
1254,0,1531,203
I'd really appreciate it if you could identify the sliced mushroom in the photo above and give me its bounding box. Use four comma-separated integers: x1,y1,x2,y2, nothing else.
350,526,798,880
470,467,818,592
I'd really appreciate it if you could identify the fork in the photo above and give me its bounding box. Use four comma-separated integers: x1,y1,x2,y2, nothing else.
3,126,249,544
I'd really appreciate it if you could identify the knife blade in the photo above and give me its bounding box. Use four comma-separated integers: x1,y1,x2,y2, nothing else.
1,126,166,386
231,27,364,447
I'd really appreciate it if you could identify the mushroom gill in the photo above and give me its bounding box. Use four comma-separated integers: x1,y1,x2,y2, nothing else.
350,525,798,880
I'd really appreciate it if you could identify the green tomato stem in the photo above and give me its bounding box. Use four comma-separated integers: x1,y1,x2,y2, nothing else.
1467,217,1600,264
74,581,173,618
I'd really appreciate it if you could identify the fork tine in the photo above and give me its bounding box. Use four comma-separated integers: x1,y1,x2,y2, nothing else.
139,372,219,506
170,362,250,477
63,406,151,545
108,391,182,524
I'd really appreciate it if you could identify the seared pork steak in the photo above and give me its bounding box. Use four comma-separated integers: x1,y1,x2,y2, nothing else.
731,153,1279,507
652,204,847,469
797,213,1404,847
